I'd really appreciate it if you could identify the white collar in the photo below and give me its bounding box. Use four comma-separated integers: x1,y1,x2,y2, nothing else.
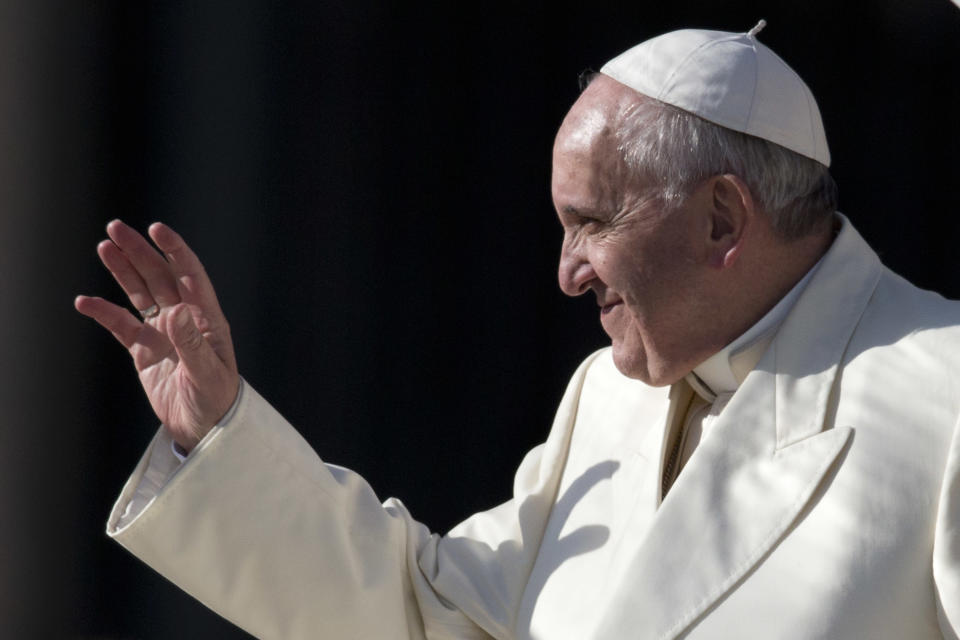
686,256,823,400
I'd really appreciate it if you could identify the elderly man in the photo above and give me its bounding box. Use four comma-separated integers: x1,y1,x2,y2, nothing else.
77,25,959,639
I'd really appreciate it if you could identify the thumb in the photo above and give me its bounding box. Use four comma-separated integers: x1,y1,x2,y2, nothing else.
168,303,222,381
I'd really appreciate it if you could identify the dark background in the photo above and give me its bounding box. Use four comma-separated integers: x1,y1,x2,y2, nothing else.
2,0,958,637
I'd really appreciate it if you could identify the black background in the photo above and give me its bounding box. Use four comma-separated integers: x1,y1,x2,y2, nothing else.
2,1,958,637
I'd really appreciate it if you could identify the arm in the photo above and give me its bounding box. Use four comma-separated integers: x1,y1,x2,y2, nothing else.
934,412,960,640
78,221,593,638
104,358,593,639
80,221,458,637
107,381,477,639
79,221,467,637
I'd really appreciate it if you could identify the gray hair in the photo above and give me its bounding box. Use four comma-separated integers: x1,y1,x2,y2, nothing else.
615,96,838,239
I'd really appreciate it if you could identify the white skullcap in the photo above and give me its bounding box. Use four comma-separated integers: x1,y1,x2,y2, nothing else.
600,21,831,167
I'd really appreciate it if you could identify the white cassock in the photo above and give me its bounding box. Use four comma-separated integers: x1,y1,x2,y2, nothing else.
108,215,960,639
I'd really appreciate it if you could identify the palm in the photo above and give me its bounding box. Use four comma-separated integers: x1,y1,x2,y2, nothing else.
76,221,239,452
145,364,208,448
134,314,200,443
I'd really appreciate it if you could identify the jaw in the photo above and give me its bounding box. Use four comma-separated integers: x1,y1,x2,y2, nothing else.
610,332,662,386
608,321,695,387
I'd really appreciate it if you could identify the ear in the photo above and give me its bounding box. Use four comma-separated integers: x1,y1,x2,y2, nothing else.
705,174,755,269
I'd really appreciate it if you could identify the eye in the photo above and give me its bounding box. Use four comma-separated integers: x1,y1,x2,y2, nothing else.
559,206,609,235
574,213,602,228
579,215,610,235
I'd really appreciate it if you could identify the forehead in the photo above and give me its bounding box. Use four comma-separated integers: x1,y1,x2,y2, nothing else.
555,77,632,155
556,106,615,156
552,76,649,211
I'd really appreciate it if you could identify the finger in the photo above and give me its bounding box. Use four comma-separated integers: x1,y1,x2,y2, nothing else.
149,222,236,370
75,294,144,348
147,222,225,323
74,295,174,369
106,219,181,307
97,239,156,314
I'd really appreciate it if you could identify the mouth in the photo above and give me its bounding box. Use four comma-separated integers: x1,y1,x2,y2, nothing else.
600,300,623,315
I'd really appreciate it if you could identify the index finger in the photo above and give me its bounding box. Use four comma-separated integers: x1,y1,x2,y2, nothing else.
148,223,228,329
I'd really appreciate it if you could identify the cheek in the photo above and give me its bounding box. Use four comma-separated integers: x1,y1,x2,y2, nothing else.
615,256,657,310
617,257,686,334
593,241,639,285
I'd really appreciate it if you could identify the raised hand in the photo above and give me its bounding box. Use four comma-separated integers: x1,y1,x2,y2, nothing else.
75,220,240,453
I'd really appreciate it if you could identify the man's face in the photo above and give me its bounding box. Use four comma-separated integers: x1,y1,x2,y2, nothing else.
552,77,708,385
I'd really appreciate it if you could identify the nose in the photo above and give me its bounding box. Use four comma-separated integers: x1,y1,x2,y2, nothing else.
558,237,596,297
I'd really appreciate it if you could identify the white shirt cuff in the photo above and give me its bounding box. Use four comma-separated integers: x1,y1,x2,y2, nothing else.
170,379,245,461
117,379,246,529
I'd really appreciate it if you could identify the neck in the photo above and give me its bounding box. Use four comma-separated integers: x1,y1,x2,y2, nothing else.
694,220,836,372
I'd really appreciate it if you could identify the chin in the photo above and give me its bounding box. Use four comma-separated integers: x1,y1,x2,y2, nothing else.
611,344,653,385
610,341,676,387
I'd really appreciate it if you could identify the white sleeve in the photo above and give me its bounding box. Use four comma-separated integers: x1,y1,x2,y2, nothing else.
114,379,247,529
105,353,599,640
934,412,960,640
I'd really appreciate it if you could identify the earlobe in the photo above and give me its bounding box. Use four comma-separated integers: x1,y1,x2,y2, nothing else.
706,238,739,269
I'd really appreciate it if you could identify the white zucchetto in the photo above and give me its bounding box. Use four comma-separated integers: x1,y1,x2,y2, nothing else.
600,21,831,167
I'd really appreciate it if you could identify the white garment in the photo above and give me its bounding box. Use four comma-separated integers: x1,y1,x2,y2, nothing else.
107,216,960,639
669,257,822,484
